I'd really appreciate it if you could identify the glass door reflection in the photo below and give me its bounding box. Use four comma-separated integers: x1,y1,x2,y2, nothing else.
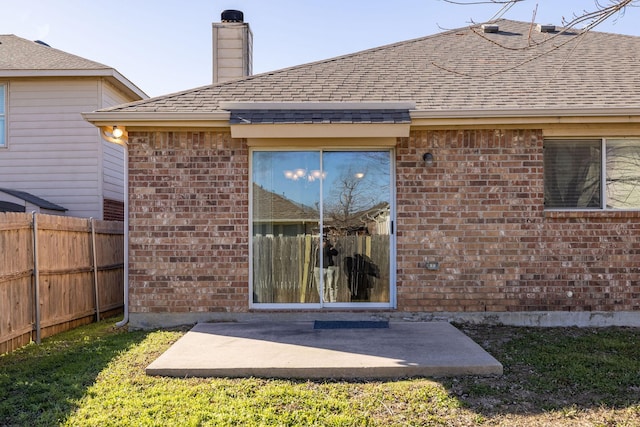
321,151,391,303
251,150,392,306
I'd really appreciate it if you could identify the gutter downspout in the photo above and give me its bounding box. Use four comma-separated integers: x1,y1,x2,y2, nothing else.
114,138,129,328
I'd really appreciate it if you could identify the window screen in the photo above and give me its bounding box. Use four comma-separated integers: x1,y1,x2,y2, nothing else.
544,140,601,209
606,140,640,209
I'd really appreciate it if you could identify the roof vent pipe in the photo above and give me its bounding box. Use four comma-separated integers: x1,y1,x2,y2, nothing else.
221,9,244,22
481,24,499,33
536,24,556,33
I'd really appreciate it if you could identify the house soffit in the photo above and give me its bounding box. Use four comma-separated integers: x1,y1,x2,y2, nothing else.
85,105,640,139
410,108,640,136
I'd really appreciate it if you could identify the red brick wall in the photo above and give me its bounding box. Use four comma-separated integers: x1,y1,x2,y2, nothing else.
127,129,640,316
127,131,249,315
522,211,640,312
103,198,124,221
396,129,640,313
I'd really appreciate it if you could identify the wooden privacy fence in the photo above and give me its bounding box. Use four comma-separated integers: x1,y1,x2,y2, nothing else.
0,212,124,355
253,234,390,304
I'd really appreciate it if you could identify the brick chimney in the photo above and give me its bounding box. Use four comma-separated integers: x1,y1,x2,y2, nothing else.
212,10,253,84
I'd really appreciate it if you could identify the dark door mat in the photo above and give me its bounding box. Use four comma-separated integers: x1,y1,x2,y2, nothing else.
313,320,389,329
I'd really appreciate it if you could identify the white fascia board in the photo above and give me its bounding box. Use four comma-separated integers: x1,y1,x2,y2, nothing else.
107,69,148,100
0,68,148,100
220,101,416,110
82,111,231,127
231,123,410,139
410,107,640,121
0,69,112,78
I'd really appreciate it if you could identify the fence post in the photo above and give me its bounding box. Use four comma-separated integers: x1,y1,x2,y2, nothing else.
31,212,41,345
90,218,100,322
300,235,312,303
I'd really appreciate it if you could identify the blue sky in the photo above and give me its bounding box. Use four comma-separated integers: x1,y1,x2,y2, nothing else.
253,151,391,207
2,1,638,97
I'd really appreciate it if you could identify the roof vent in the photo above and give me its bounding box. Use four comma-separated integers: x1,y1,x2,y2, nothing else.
34,40,51,47
481,24,499,33
536,24,556,33
221,10,244,23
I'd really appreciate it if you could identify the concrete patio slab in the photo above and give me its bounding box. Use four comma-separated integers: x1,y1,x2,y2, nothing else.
146,321,503,379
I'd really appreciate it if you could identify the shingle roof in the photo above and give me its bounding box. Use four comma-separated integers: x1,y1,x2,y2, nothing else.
0,34,148,99
230,109,411,124
98,20,640,114
0,188,67,211
0,34,110,71
0,201,25,213
252,184,318,222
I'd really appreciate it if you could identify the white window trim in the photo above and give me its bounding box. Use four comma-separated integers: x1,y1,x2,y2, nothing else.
544,137,640,212
603,137,640,211
0,82,6,148
249,146,397,310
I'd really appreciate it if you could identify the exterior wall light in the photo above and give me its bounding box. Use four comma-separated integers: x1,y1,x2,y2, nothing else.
422,152,434,167
112,126,124,139
101,125,128,145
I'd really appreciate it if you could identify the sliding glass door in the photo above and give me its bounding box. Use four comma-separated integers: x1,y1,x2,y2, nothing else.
251,149,394,307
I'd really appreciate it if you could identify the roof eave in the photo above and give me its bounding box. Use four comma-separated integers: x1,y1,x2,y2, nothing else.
106,69,148,100
84,107,640,133
410,108,640,126
0,68,148,100
82,111,231,128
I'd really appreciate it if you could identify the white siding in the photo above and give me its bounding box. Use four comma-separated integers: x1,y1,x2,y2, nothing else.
100,81,129,203
1,78,102,218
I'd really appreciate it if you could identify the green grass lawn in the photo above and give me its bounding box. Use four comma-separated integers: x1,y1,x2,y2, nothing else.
1,318,639,426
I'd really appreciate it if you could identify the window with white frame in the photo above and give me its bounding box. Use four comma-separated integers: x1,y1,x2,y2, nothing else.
0,84,5,148
544,139,640,210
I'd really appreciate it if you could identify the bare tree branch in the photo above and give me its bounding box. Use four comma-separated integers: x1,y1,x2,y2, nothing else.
444,0,637,31
443,0,520,3
443,0,524,22
434,0,638,78
559,0,634,31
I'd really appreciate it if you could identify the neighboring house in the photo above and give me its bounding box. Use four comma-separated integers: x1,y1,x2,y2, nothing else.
85,15,640,328
0,187,66,215
252,183,318,236
0,35,147,220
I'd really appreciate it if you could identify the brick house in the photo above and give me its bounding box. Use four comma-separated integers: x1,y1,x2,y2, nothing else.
84,16,640,328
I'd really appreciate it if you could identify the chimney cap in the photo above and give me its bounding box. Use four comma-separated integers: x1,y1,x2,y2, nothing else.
221,10,244,23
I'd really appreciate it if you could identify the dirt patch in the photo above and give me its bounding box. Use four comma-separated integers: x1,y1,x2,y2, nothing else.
438,324,640,426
